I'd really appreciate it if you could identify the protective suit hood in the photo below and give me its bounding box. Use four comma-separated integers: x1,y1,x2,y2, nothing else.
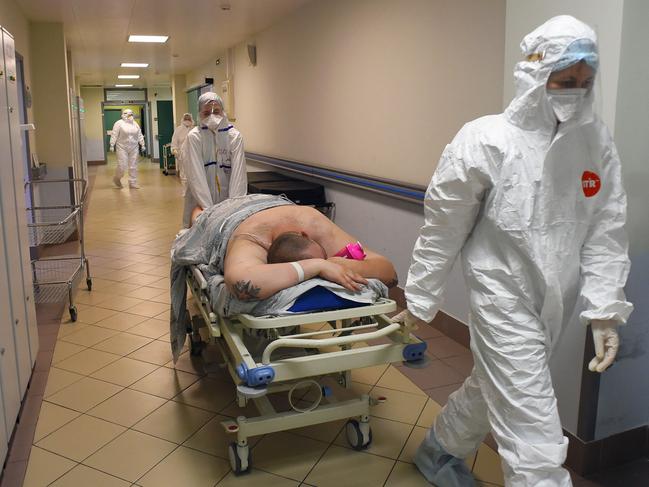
505,15,598,131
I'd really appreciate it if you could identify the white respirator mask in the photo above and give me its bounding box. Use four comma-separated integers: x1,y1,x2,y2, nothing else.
547,88,588,122
204,114,223,132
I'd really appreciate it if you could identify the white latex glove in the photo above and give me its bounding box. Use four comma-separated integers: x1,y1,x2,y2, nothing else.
390,309,419,327
588,319,619,373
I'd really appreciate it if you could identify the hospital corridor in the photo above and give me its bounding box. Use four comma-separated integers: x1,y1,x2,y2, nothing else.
1,1,649,486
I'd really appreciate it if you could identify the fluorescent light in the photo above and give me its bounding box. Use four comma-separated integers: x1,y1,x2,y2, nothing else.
121,62,149,68
128,35,168,43
118,75,140,79
115,84,133,87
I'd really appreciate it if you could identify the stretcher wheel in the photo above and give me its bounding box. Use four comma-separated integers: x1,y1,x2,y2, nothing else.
228,442,251,475
345,419,372,450
86,278,92,291
69,306,78,322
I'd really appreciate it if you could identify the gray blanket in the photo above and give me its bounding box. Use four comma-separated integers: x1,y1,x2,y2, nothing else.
170,194,387,361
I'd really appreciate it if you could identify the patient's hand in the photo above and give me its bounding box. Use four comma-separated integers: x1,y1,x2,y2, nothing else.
318,260,367,292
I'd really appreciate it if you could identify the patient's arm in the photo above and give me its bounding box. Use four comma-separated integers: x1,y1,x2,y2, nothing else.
224,238,367,301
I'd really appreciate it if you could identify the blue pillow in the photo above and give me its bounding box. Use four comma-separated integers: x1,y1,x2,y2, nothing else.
288,285,369,313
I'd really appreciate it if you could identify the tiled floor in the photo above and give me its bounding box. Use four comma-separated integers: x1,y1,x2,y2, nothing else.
7,158,642,486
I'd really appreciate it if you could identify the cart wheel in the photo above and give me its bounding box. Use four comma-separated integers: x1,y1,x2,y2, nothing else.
86,278,92,291
163,170,168,176
69,306,78,322
345,419,372,450
228,442,251,475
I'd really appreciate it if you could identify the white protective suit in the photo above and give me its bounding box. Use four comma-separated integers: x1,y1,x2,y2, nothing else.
181,112,247,227
110,112,145,187
405,16,632,486
171,116,194,194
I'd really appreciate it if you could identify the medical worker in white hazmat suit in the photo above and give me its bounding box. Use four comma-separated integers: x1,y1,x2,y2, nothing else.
110,108,146,189
393,16,633,487
181,92,247,227
171,112,194,194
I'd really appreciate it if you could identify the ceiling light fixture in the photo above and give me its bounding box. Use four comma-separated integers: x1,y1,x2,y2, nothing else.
128,35,168,43
118,75,140,79
115,84,133,87
121,62,149,68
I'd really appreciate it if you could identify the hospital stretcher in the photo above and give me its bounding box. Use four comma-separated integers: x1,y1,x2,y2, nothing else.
185,265,428,474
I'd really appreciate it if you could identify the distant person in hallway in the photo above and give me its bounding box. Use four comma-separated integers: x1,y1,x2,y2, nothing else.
110,108,145,189
392,16,632,487
170,112,195,195
181,92,247,227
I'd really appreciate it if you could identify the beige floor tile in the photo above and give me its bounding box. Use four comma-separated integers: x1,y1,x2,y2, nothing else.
137,446,229,487
55,348,121,375
183,415,261,459
94,312,149,331
80,277,116,292
148,277,170,290
473,443,505,485
84,430,176,483
36,414,126,462
52,341,86,364
90,357,159,386
127,318,168,339
57,322,89,339
126,301,169,318
126,273,162,286
92,332,153,355
252,432,329,482
148,291,171,304
97,296,146,312
102,269,141,282
50,464,131,487
215,469,299,487
47,376,123,412
292,419,346,444
77,306,119,325
304,445,395,487
88,388,167,427
23,447,77,487
172,377,234,413
145,265,171,278
34,401,81,442
129,286,164,300
60,325,119,347
129,366,200,399
74,290,114,306
128,339,174,365
106,281,142,296
334,416,413,459
351,363,389,385
133,400,214,443
122,263,158,274
417,398,443,427
44,368,85,397
384,460,431,487
154,309,171,321
162,350,203,376
370,386,428,425
376,366,428,396
398,425,427,463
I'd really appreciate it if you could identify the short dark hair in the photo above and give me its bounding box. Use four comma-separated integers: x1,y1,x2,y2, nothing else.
267,232,317,264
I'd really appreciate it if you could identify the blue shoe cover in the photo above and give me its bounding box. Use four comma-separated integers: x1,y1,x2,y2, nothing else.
413,430,477,487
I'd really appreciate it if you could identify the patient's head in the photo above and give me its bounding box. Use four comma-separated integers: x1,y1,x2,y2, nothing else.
267,232,327,264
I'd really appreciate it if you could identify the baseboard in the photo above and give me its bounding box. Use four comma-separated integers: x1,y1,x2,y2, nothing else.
87,160,105,166
565,426,649,475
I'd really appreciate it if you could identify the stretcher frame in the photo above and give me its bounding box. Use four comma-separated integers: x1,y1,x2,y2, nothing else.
185,265,427,474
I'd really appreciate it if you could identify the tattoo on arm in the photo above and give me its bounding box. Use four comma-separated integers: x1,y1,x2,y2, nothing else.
233,280,262,300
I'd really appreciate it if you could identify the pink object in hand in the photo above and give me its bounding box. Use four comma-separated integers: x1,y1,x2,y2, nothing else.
334,242,366,260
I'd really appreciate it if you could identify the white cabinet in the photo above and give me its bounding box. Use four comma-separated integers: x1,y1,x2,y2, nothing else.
0,26,39,466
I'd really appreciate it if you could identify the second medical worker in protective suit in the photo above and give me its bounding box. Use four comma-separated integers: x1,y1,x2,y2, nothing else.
110,108,146,189
182,92,247,227
395,16,633,487
171,112,195,194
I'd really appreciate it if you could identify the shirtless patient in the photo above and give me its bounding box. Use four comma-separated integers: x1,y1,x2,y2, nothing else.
191,205,397,301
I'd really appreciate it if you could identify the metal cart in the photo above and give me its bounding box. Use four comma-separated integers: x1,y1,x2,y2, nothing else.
162,143,176,176
26,178,92,322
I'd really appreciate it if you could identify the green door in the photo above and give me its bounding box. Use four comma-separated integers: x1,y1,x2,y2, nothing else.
157,100,174,168
103,109,123,153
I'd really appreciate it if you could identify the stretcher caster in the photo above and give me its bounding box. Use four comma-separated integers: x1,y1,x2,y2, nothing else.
345,419,372,450
69,306,78,322
228,442,251,475
86,278,92,291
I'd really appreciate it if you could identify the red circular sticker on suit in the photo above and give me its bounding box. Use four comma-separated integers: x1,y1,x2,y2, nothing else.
582,171,601,197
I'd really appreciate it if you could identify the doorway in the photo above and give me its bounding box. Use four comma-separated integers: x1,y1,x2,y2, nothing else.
101,102,150,162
